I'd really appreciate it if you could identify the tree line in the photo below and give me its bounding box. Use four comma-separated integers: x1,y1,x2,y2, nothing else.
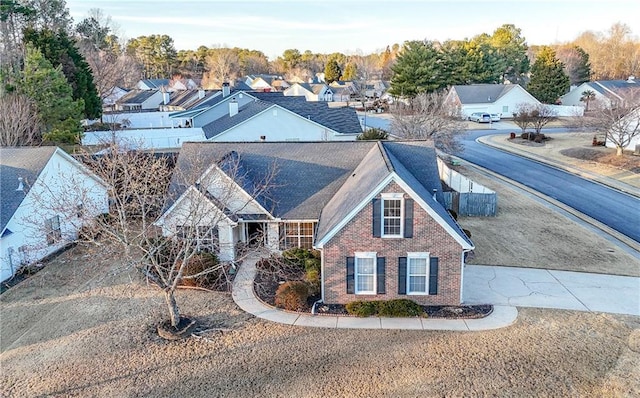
1,0,639,146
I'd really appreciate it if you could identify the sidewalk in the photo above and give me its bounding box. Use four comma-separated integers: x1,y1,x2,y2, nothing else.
232,254,518,331
478,134,640,198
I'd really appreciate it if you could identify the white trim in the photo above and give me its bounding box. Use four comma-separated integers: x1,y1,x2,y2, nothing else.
355,252,377,295
315,174,394,248
315,173,473,250
154,186,237,226
197,162,274,220
381,195,403,238
406,252,430,295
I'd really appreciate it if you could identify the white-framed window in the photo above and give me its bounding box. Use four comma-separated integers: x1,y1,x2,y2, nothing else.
175,225,218,251
355,252,377,294
282,222,315,249
381,193,403,237
45,215,61,245
502,105,509,113
407,252,429,295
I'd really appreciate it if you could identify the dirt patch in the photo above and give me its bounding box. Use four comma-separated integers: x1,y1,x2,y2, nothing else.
561,147,640,173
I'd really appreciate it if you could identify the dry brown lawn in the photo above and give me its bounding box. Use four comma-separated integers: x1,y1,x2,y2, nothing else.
1,248,639,397
1,136,640,396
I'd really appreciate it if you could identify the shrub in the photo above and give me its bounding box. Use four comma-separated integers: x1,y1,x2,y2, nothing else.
521,132,530,140
255,257,278,272
275,281,309,311
377,299,423,317
533,134,544,143
346,300,378,317
305,268,320,296
304,258,321,273
357,128,389,141
463,229,472,238
346,299,425,317
180,252,220,287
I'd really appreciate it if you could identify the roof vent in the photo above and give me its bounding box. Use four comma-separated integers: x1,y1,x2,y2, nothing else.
16,177,24,191
432,189,437,200
628,75,636,83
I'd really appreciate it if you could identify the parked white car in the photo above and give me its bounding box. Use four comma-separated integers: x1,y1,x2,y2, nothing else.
490,114,501,122
468,112,491,123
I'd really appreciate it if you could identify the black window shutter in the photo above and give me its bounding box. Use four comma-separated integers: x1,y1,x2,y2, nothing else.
398,257,407,294
429,257,439,295
346,257,355,294
404,198,414,238
376,257,386,294
372,198,381,237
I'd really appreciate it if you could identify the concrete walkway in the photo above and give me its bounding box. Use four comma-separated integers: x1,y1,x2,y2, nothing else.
464,265,640,316
231,254,518,331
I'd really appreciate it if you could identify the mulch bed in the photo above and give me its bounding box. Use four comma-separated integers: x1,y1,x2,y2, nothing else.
561,147,640,173
254,268,492,319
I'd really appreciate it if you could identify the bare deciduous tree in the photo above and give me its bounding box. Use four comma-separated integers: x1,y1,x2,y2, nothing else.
512,103,558,136
202,48,240,89
582,90,640,156
391,91,466,153
0,93,42,146
74,142,278,331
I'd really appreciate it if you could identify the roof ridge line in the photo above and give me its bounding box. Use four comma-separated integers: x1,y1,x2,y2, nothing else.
377,141,394,172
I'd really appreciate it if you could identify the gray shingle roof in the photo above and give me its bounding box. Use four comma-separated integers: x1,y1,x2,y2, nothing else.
117,89,159,105
168,142,377,219
169,141,471,248
198,91,362,137
0,147,57,233
140,79,170,89
452,84,519,104
592,79,640,100
201,100,274,139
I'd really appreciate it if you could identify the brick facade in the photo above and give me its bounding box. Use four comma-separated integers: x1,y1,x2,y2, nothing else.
322,181,464,306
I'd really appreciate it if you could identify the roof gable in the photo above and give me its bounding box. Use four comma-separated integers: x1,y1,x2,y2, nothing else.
452,84,519,104
0,147,57,233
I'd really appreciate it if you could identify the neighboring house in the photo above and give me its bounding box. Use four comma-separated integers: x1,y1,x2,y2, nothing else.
364,80,391,99
172,89,362,141
157,141,473,306
168,76,198,91
284,83,333,102
606,108,640,151
560,77,640,109
446,84,541,118
102,86,129,112
115,89,165,111
329,81,358,101
244,75,289,92
159,89,214,112
0,147,109,282
136,79,170,91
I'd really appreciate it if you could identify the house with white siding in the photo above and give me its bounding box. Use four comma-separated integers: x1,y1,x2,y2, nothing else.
0,147,109,282
446,84,541,118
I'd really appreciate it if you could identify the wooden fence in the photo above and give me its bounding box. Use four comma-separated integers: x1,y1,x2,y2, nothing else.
443,191,497,217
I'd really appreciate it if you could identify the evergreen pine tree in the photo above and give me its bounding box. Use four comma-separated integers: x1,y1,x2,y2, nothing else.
527,46,570,104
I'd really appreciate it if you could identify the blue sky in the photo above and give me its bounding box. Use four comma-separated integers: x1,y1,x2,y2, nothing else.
66,0,639,59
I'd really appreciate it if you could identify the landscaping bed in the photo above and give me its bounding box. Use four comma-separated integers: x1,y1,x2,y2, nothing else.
253,249,493,319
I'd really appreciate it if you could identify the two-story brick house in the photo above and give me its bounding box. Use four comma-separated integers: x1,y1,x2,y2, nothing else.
157,141,473,306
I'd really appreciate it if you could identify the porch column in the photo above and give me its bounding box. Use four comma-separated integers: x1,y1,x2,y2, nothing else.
266,222,280,252
218,223,236,262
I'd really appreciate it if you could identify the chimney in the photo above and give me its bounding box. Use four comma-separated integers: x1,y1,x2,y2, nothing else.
229,98,238,117
16,177,24,191
222,82,230,97
162,91,170,105
198,88,205,99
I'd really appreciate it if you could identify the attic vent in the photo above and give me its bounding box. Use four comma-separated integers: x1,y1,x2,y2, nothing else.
487,96,492,101
16,177,24,192
432,189,437,200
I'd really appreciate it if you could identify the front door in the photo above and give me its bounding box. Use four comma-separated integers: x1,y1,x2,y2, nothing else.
246,222,266,247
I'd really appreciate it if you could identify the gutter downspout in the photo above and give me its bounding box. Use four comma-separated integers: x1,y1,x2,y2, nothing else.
460,249,473,304
311,248,325,314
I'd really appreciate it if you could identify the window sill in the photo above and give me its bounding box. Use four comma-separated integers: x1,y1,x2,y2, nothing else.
406,292,429,296
381,235,403,239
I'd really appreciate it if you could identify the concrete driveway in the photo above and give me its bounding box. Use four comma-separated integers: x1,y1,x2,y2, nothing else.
464,265,640,316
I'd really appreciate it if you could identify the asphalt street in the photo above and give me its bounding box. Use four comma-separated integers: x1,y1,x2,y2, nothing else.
456,128,640,243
